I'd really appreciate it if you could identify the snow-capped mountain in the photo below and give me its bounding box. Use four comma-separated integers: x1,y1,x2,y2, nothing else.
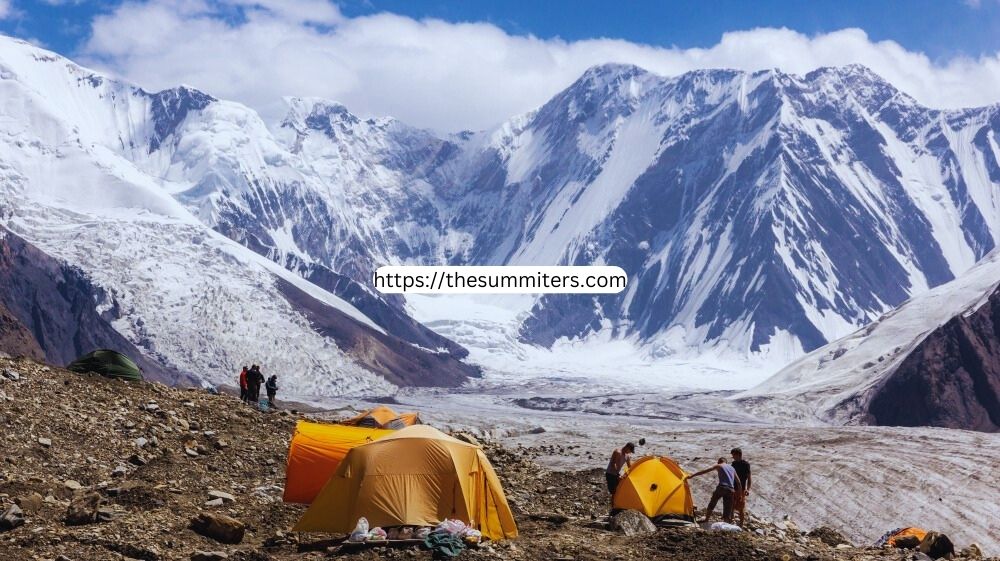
3,33,1000,390
473,64,1000,363
254,62,1000,371
740,245,1000,431
0,36,476,394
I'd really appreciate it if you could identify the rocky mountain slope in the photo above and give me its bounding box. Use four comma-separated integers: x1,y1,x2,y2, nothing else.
0,36,476,393
740,245,1000,431
1,356,994,560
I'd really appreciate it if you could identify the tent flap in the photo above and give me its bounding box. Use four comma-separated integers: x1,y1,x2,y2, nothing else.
282,421,393,504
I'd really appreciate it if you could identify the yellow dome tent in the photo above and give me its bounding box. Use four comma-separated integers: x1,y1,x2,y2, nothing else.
342,405,422,429
613,455,694,520
293,425,518,540
282,421,394,504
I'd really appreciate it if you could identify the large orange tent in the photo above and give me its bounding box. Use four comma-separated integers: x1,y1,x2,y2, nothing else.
293,425,518,540
282,421,394,504
342,405,421,429
613,455,694,520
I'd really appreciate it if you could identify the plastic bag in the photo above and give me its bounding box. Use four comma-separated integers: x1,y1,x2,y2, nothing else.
710,522,742,532
415,527,431,539
367,527,387,541
348,517,370,542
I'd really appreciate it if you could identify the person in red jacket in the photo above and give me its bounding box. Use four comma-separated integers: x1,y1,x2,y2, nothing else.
238,366,249,404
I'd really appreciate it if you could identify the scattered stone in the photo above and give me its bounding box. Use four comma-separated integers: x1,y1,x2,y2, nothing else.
527,426,546,435
112,465,128,478
63,480,82,491
64,492,104,525
0,504,25,531
918,532,955,559
960,543,984,559
454,432,482,446
185,447,199,457
608,509,656,536
2,368,20,381
214,440,229,450
38,437,52,448
191,552,229,561
15,492,45,514
190,512,245,544
204,498,224,507
207,490,235,503
807,525,851,547
135,437,149,447
128,453,148,466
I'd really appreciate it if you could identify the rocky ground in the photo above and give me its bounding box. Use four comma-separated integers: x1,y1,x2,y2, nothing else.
0,356,995,561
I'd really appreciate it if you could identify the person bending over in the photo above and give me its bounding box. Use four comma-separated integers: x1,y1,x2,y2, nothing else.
688,457,743,524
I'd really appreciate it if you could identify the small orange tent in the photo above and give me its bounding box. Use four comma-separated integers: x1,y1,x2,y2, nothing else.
293,425,518,540
342,405,421,429
282,421,393,504
613,455,694,520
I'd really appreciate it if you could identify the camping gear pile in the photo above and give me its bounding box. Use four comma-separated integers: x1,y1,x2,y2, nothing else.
875,527,956,559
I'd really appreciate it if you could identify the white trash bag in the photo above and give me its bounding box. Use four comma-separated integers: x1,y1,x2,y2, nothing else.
349,517,370,542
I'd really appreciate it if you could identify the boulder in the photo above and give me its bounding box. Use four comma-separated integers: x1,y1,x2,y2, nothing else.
15,491,45,514
207,490,235,503
960,543,984,559
453,432,482,446
918,532,955,559
65,492,104,525
807,525,850,547
608,509,656,536
0,504,25,531
190,513,245,544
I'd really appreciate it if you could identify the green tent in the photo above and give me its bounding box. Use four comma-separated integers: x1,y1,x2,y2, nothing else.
67,349,144,382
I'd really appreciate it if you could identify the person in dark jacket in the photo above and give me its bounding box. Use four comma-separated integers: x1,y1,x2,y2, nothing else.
265,375,278,408
247,364,264,404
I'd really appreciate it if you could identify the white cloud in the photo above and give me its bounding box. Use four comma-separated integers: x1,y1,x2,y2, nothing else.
0,1,12,19
80,1,1000,132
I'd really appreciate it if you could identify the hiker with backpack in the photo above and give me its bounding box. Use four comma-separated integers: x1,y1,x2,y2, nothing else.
730,447,752,526
687,457,743,524
265,375,278,409
238,366,249,404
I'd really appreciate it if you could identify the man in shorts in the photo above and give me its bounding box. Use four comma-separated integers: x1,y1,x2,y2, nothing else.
605,442,635,508
730,447,752,526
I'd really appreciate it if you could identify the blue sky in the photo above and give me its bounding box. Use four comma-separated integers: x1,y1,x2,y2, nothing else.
3,0,999,131
5,0,999,61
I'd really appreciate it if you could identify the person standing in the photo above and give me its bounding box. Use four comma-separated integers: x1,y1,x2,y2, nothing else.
247,364,263,404
265,375,278,409
605,442,635,508
238,366,249,404
730,447,752,526
688,457,743,524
